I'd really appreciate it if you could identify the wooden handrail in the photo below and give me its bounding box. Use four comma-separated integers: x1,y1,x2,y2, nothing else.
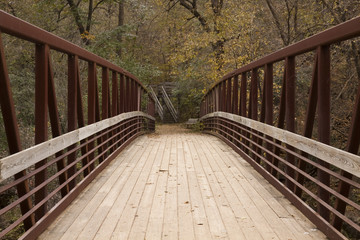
0,112,154,182
201,112,360,179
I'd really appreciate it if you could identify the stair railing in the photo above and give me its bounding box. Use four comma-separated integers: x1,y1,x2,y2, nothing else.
161,86,178,122
149,86,164,120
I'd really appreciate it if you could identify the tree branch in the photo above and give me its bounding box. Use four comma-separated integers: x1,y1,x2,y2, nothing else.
179,0,211,32
67,0,86,34
264,0,288,45
93,0,107,13
86,0,93,32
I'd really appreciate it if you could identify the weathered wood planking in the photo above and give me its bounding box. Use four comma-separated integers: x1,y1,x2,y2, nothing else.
200,112,360,178
0,111,155,182
39,127,326,240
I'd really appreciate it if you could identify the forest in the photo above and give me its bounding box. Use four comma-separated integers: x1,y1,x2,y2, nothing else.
0,0,360,239
0,0,359,155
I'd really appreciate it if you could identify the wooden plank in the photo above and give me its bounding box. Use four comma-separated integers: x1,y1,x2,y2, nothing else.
186,134,228,239
0,111,154,181
107,136,160,240
161,135,179,240
195,135,262,240
92,135,160,240
39,128,327,240
223,147,324,239
177,135,196,240
202,135,280,239
200,112,360,178
58,136,150,240
39,136,147,240
126,136,167,240
206,135,325,239
193,135,247,240
144,135,170,240
182,134,212,239
77,136,154,239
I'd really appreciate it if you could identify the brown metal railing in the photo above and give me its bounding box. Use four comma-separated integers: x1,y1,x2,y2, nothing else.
200,17,360,239
0,10,155,239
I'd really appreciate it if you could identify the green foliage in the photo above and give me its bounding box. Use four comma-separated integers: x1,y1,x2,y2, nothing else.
172,77,204,121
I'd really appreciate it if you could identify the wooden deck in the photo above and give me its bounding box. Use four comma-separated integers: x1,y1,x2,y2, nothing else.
39,125,326,240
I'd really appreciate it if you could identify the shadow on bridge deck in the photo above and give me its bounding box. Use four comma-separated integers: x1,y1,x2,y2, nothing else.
39,125,326,240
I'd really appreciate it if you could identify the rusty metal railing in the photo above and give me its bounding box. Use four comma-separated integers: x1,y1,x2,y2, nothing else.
200,16,360,239
0,10,155,239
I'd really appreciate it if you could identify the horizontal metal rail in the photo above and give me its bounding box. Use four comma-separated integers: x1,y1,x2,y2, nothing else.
0,10,141,84
200,15,360,240
216,16,360,86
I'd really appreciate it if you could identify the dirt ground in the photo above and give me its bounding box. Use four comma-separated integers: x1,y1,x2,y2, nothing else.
148,123,197,137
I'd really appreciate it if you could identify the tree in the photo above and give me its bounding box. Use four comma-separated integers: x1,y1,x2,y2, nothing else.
66,0,108,45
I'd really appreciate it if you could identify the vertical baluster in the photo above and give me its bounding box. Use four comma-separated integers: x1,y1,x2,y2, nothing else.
130,79,134,111
250,68,258,159
95,76,103,162
208,90,211,114
126,76,130,113
215,84,219,112
226,78,232,113
76,62,89,176
285,56,296,191
256,68,266,164
138,86,142,132
218,83,222,112
102,67,109,158
119,74,125,145
221,81,226,112
232,75,239,115
240,72,247,152
240,73,247,117
212,87,216,113
272,67,286,177
231,76,239,147
207,93,210,115
265,63,274,172
112,71,118,149
137,84,141,111
88,62,96,171
317,45,331,221
295,53,318,197
67,54,78,191
0,31,35,230
133,81,137,111
117,74,121,114
119,74,125,114
250,69,258,120
102,67,109,117
47,51,68,196
34,44,49,221
125,77,131,140
205,94,209,115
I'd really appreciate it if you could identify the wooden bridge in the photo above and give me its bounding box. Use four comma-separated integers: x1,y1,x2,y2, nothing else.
0,10,359,240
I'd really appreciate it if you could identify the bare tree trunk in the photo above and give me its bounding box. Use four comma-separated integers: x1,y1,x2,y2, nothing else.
117,0,125,58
